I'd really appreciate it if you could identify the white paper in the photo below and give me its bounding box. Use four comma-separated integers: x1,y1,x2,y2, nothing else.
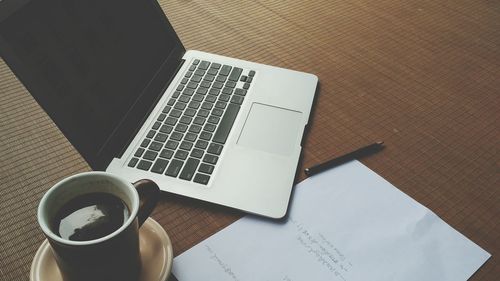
172,161,490,281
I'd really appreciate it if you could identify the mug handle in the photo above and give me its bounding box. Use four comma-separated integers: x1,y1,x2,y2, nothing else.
132,179,160,226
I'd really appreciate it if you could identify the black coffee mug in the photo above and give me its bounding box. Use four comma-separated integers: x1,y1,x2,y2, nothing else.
37,172,160,281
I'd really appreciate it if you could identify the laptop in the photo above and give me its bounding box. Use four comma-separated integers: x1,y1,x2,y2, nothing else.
0,0,317,218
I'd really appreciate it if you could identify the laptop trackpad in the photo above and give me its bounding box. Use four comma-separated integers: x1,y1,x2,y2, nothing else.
237,103,303,156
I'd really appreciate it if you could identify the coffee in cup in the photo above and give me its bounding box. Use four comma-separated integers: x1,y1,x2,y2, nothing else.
38,172,160,281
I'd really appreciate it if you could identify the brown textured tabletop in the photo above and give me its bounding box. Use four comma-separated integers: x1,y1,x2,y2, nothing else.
1,1,498,280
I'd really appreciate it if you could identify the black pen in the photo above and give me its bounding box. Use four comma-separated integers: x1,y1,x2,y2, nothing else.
304,141,385,177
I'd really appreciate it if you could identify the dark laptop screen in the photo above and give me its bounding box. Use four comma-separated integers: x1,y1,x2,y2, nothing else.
0,0,184,169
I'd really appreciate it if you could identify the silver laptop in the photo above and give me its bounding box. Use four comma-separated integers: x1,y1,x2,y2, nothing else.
0,0,317,218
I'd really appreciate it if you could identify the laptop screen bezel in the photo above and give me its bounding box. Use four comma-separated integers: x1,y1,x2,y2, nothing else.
0,0,186,170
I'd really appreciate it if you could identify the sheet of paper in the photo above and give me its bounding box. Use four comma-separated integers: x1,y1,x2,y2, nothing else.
172,161,490,281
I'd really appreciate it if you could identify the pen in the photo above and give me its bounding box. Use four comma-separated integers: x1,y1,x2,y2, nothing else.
304,141,385,177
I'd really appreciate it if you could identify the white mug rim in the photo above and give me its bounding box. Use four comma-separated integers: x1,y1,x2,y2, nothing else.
37,171,140,246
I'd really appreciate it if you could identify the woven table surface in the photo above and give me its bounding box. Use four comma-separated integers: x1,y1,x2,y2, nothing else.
1,0,498,280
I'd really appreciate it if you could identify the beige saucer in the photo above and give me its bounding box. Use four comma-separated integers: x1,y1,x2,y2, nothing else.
30,218,173,281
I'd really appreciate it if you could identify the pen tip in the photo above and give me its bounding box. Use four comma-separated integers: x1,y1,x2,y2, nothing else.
377,141,384,145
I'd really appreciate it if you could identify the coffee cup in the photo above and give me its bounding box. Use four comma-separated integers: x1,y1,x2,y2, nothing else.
37,172,160,281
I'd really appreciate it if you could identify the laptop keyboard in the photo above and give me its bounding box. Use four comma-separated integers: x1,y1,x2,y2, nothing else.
127,59,255,185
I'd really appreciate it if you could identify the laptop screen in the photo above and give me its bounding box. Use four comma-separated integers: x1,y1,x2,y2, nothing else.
0,0,185,169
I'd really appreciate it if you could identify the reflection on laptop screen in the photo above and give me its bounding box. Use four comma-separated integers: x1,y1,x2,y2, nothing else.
0,0,179,167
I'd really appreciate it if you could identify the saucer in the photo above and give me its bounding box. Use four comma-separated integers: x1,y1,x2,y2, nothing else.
30,218,173,281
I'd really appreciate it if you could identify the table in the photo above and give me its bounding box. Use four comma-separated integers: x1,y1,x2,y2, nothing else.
1,0,498,280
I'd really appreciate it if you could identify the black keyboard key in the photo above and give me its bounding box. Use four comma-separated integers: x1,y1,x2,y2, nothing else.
171,131,183,141
196,87,208,95
207,143,223,155
193,94,204,102
209,88,221,95
154,133,168,142
208,116,220,124
181,77,189,84
248,70,256,77
180,141,194,151
167,98,176,106
204,74,215,82
198,109,210,117
200,80,211,88
160,125,173,134
228,67,243,81
174,102,187,111
231,95,244,105
200,131,213,141
185,108,197,117
193,59,200,65
151,158,169,174
160,149,174,159
175,123,188,132
212,108,224,117
204,123,216,132
149,142,163,151
170,109,182,118
234,88,247,96
189,124,202,134
222,87,233,95
137,160,153,171
207,68,218,75
205,95,217,103
219,94,230,102
195,140,209,149
194,69,205,76
144,150,158,161
198,163,215,174
199,60,210,70
226,81,236,88
152,121,161,130
185,71,193,78
179,158,200,181
165,117,177,126
220,65,232,76
157,113,166,121
191,75,202,83
141,139,151,148
193,116,206,125
174,150,189,160
128,157,139,167
212,82,223,89
243,82,251,89
180,116,193,125
201,102,213,110
134,148,145,157
165,140,179,150
213,103,240,144
215,101,227,109
179,95,190,103
188,100,201,109
187,81,198,89
172,91,181,98
185,132,198,142
162,106,172,113
165,159,184,177
194,173,210,185
240,75,247,82
212,63,221,69
216,75,227,83
203,154,219,165
176,84,184,91
191,148,204,159
246,76,253,83
188,65,196,71
183,88,195,96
